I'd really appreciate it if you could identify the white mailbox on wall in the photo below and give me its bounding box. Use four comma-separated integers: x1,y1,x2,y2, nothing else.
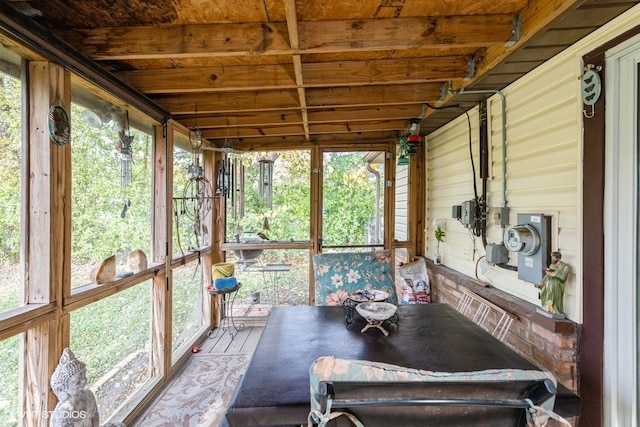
503,213,551,284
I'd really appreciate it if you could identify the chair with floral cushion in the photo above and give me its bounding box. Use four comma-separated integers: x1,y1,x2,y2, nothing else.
307,356,571,427
312,250,397,306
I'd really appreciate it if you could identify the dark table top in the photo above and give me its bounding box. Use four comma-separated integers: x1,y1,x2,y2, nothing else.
225,304,581,426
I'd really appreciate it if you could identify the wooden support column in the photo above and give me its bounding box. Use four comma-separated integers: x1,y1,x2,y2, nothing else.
150,123,170,378
22,61,70,427
410,144,425,257
309,145,322,305
204,150,217,326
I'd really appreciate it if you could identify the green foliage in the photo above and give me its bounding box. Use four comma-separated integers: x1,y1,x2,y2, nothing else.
321,153,380,246
70,104,153,264
226,151,311,241
225,151,381,247
0,74,22,264
435,225,446,243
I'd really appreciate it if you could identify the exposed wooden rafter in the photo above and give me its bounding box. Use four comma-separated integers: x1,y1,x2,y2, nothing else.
4,0,637,148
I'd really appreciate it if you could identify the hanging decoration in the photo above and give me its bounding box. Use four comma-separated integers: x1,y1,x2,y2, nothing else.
115,110,134,188
48,104,71,146
229,157,245,220
397,137,409,166
173,114,214,253
581,64,602,119
258,156,275,209
48,68,70,146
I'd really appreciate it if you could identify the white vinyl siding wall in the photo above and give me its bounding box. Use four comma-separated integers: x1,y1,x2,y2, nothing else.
395,165,409,241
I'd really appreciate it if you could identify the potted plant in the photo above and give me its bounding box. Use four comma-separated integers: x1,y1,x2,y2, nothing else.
433,219,445,264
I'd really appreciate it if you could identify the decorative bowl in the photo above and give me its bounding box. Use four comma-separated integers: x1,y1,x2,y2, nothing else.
355,302,397,322
347,289,389,303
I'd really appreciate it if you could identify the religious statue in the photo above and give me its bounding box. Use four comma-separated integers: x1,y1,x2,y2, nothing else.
536,251,570,317
50,348,125,427
50,348,100,427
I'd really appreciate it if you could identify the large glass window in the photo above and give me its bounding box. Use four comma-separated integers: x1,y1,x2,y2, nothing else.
321,151,384,250
70,84,153,288
0,50,23,313
70,284,153,422
225,151,311,246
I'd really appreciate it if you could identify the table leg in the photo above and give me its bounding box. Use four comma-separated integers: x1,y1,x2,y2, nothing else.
208,289,244,339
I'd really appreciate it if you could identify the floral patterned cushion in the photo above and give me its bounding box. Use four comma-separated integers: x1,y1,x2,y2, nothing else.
312,251,397,305
308,356,563,427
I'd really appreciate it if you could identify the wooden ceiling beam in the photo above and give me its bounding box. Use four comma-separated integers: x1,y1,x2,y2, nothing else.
202,124,306,139
307,105,422,123
154,83,443,116
174,111,305,129
301,57,469,86
150,90,301,115
176,105,423,129
56,15,515,60
283,0,310,142
116,64,296,94
201,118,407,140
117,57,468,93
305,83,443,107
216,131,398,151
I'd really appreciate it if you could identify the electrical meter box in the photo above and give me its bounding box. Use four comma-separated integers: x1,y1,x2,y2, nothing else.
461,200,475,228
503,213,551,283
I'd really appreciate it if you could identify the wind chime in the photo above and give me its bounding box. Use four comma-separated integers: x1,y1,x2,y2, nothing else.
258,156,274,210
116,110,134,189
113,110,134,218
226,156,245,221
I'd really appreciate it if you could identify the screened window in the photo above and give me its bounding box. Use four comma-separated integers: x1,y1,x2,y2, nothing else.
172,260,206,361
225,150,311,245
70,284,153,422
70,84,153,288
0,50,23,313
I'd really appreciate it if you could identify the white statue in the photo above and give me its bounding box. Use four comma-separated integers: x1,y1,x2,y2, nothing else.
50,348,100,427
50,348,128,427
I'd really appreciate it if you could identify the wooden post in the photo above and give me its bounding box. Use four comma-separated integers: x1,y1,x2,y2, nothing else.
150,123,170,378
22,61,70,427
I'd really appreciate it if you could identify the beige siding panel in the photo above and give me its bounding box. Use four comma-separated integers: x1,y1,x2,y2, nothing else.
395,167,409,241
427,50,582,319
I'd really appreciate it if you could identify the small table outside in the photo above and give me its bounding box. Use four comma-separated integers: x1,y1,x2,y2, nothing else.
260,263,291,306
207,283,243,340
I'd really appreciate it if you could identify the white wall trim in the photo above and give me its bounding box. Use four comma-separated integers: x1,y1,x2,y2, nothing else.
604,32,640,427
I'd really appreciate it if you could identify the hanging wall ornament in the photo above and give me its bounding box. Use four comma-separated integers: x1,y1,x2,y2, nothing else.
581,64,602,119
48,68,70,146
48,104,70,145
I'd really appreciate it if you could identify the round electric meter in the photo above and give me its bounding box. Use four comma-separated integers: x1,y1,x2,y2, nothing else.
503,224,540,256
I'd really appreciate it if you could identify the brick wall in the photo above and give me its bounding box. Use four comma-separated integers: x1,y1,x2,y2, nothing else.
425,260,580,393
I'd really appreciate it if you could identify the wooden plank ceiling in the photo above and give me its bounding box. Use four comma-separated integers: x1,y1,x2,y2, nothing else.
5,0,640,149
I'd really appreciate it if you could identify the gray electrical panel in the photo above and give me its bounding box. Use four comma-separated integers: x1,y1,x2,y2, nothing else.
503,213,551,284
461,200,475,228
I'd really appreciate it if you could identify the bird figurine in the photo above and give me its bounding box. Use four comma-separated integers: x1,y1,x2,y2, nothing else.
257,232,270,240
